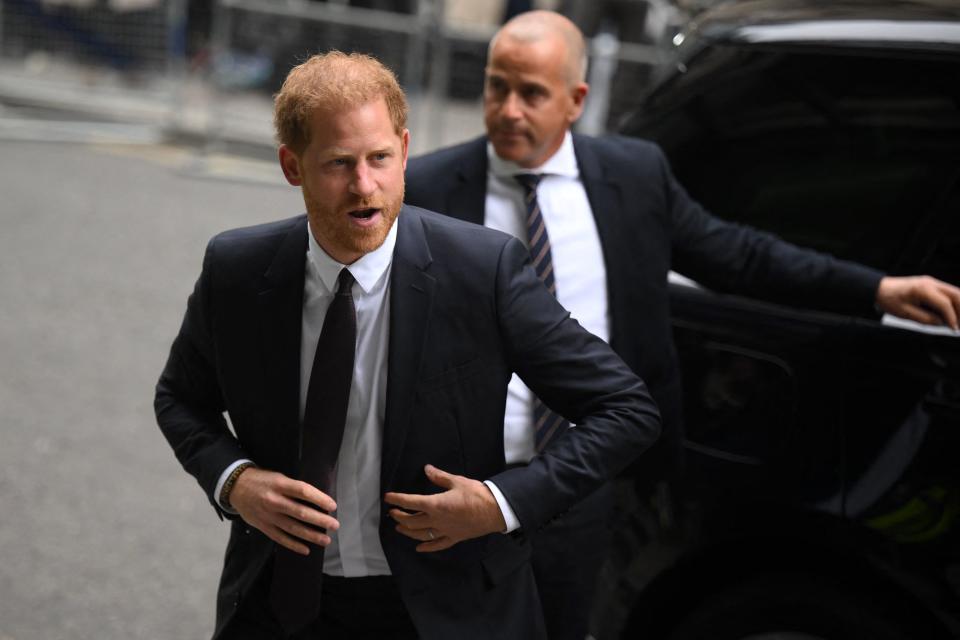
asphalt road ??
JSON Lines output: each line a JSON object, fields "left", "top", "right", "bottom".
{"left": 0, "top": 139, "right": 304, "bottom": 640}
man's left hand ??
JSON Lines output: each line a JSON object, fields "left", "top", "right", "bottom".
{"left": 876, "top": 275, "right": 960, "bottom": 331}
{"left": 384, "top": 464, "right": 508, "bottom": 552}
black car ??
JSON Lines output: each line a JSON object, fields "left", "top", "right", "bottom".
{"left": 594, "top": 2, "right": 960, "bottom": 639}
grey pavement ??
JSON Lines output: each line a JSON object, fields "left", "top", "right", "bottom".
{"left": 0, "top": 139, "right": 304, "bottom": 640}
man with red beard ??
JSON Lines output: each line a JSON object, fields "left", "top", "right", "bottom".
{"left": 155, "top": 51, "right": 660, "bottom": 639}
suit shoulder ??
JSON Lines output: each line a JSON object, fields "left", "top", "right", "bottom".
{"left": 212, "top": 214, "right": 303, "bottom": 245}
{"left": 207, "top": 214, "right": 305, "bottom": 271}
{"left": 580, "top": 134, "right": 666, "bottom": 165}
{"left": 404, "top": 205, "right": 514, "bottom": 254}
{"left": 406, "top": 137, "right": 484, "bottom": 190}
{"left": 408, "top": 138, "right": 483, "bottom": 173}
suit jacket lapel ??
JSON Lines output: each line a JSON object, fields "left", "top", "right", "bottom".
{"left": 257, "top": 219, "right": 308, "bottom": 475}
{"left": 382, "top": 207, "right": 436, "bottom": 492}
{"left": 447, "top": 137, "right": 488, "bottom": 225}
{"left": 573, "top": 135, "right": 631, "bottom": 353}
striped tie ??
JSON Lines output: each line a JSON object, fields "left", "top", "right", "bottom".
{"left": 515, "top": 173, "right": 569, "bottom": 451}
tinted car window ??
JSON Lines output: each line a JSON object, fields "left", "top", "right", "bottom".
{"left": 628, "top": 46, "right": 960, "bottom": 280}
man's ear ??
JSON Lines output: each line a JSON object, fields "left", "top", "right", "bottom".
{"left": 278, "top": 144, "right": 303, "bottom": 186}
{"left": 568, "top": 82, "right": 589, "bottom": 124}
{"left": 400, "top": 129, "right": 410, "bottom": 170}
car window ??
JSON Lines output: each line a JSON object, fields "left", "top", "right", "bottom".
{"left": 630, "top": 46, "right": 960, "bottom": 282}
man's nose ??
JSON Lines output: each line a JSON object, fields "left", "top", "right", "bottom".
{"left": 350, "top": 163, "right": 377, "bottom": 197}
{"left": 501, "top": 91, "right": 523, "bottom": 120}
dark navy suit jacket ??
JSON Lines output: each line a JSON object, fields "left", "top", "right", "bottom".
{"left": 154, "top": 205, "right": 660, "bottom": 639}
{"left": 405, "top": 135, "right": 884, "bottom": 479}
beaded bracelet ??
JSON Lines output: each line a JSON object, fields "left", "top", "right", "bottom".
{"left": 219, "top": 461, "right": 256, "bottom": 510}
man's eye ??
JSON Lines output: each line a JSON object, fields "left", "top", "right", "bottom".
{"left": 486, "top": 78, "right": 506, "bottom": 93}
{"left": 522, "top": 87, "right": 546, "bottom": 101}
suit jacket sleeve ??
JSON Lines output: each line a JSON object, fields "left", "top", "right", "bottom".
{"left": 487, "top": 237, "right": 661, "bottom": 532}
{"left": 648, "top": 142, "right": 884, "bottom": 315}
{"left": 154, "top": 236, "right": 249, "bottom": 514}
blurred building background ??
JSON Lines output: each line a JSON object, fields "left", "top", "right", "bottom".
{"left": 0, "top": 0, "right": 710, "bottom": 158}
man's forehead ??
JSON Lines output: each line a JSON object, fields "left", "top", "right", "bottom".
{"left": 314, "top": 130, "right": 402, "bottom": 152}
{"left": 485, "top": 67, "right": 552, "bottom": 89}
{"left": 486, "top": 54, "right": 565, "bottom": 85}
{"left": 310, "top": 108, "right": 403, "bottom": 155}
{"left": 307, "top": 99, "right": 397, "bottom": 134}
{"left": 489, "top": 37, "right": 567, "bottom": 74}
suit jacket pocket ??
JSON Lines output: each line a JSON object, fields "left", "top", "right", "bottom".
{"left": 417, "top": 356, "right": 486, "bottom": 394}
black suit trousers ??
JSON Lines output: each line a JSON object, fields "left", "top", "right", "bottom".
{"left": 222, "top": 561, "right": 419, "bottom": 640}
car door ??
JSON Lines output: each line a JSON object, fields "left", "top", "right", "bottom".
{"left": 630, "top": 37, "right": 960, "bottom": 577}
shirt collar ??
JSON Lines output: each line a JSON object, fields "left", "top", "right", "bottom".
{"left": 307, "top": 216, "right": 397, "bottom": 295}
{"left": 487, "top": 131, "right": 579, "bottom": 180}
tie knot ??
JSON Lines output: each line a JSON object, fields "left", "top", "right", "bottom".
{"left": 514, "top": 173, "right": 542, "bottom": 195}
{"left": 336, "top": 268, "right": 355, "bottom": 296}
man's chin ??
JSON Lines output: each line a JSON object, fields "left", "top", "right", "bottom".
{"left": 311, "top": 200, "right": 400, "bottom": 261}
{"left": 351, "top": 229, "right": 390, "bottom": 254}
{"left": 344, "top": 209, "right": 398, "bottom": 255}
{"left": 490, "top": 137, "right": 533, "bottom": 165}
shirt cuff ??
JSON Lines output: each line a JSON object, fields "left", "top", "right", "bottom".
{"left": 483, "top": 480, "right": 520, "bottom": 533}
{"left": 215, "top": 459, "right": 254, "bottom": 514}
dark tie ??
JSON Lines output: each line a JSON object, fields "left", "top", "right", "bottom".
{"left": 514, "top": 174, "right": 569, "bottom": 450}
{"left": 270, "top": 267, "right": 357, "bottom": 633}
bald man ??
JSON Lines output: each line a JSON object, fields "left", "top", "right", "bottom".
{"left": 405, "top": 10, "right": 960, "bottom": 640}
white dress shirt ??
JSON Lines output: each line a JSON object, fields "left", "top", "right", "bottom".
{"left": 485, "top": 132, "right": 611, "bottom": 465}
{"left": 297, "top": 220, "right": 396, "bottom": 576}
{"left": 217, "top": 220, "right": 397, "bottom": 576}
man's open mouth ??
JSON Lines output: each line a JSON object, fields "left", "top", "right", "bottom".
{"left": 349, "top": 208, "right": 380, "bottom": 219}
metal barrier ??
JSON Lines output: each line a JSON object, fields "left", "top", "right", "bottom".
{"left": 0, "top": 0, "right": 187, "bottom": 143}
{"left": 0, "top": 0, "right": 674, "bottom": 156}
{"left": 203, "top": 0, "right": 440, "bottom": 153}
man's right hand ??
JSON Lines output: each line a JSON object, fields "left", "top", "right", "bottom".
{"left": 228, "top": 467, "right": 339, "bottom": 556}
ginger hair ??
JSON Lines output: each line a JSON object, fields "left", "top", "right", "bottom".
{"left": 274, "top": 51, "right": 408, "bottom": 153}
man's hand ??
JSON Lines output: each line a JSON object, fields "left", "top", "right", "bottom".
{"left": 384, "top": 464, "right": 507, "bottom": 552}
{"left": 229, "top": 467, "right": 339, "bottom": 556}
{"left": 876, "top": 275, "right": 960, "bottom": 331}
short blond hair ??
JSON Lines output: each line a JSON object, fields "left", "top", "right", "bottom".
{"left": 273, "top": 51, "right": 408, "bottom": 153}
